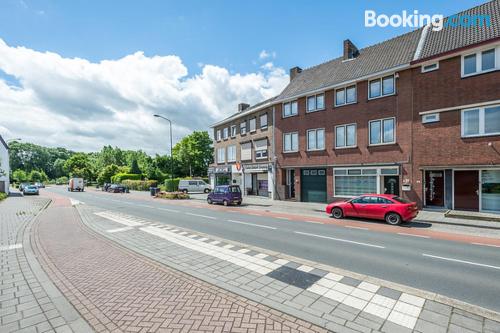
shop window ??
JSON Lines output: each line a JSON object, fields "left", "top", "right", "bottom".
{"left": 482, "top": 170, "right": 500, "bottom": 212}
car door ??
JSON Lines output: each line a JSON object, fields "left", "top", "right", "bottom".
{"left": 348, "top": 197, "right": 368, "bottom": 217}
{"left": 362, "top": 196, "right": 390, "bottom": 219}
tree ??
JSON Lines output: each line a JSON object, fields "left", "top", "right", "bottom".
{"left": 172, "top": 131, "right": 213, "bottom": 177}
{"left": 28, "top": 170, "right": 48, "bottom": 183}
{"left": 0, "top": 158, "right": 5, "bottom": 177}
{"left": 12, "top": 169, "right": 28, "bottom": 183}
{"left": 97, "top": 164, "right": 119, "bottom": 184}
{"left": 64, "top": 153, "right": 94, "bottom": 180}
{"left": 130, "top": 159, "right": 141, "bottom": 174}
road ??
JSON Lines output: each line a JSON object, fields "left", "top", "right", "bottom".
{"left": 45, "top": 186, "right": 500, "bottom": 312}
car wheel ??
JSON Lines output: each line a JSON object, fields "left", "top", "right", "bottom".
{"left": 204, "top": 188, "right": 210, "bottom": 193}
{"left": 182, "top": 189, "right": 188, "bottom": 194}
{"left": 385, "top": 212, "right": 402, "bottom": 225}
{"left": 237, "top": 201, "right": 242, "bottom": 205}
{"left": 207, "top": 198, "right": 213, "bottom": 204}
{"left": 223, "top": 200, "right": 229, "bottom": 206}
{"left": 331, "top": 207, "right": 343, "bottom": 219}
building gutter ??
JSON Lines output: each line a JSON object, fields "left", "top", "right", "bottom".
{"left": 419, "top": 99, "right": 500, "bottom": 115}
{"left": 209, "top": 100, "right": 275, "bottom": 128}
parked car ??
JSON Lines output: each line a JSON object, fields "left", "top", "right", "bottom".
{"left": 107, "top": 184, "right": 129, "bottom": 193}
{"left": 207, "top": 185, "right": 242, "bottom": 206}
{"left": 178, "top": 179, "right": 211, "bottom": 193}
{"left": 68, "top": 178, "right": 84, "bottom": 192}
{"left": 19, "top": 183, "right": 30, "bottom": 191}
{"left": 102, "top": 183, "right": 111, "bottom": 192}
{"left": 34, "top": 182, "right": 45, "bottom": 188}
{"left": 326, "top": 194, "right": 418, "bottom": 225}
{"left": 23, "top": 185, "right": 39, "bottom": 196}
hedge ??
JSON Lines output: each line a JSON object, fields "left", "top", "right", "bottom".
{"left": 156, "top": 191, "right": 189, "bottom": 200}
{"left": 111, "top": 173, "right": 142, "bottom": 183}
{"left": 164, "top": 177, "right": 210, "bottom": 192}
{"left": 121, "top": 179, "right": 157, "bottom": 191}
{"left": 0, "top": 193, "right": 7, "bottom": 201}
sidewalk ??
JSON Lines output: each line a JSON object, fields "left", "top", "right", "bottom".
{"left": 0, "top": 195, "right": 90, "bottom": 333}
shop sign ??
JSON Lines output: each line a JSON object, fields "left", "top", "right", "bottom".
{"left": 243, "top": 163, "right": 269, "bottom": 172}
{"left": 210, "top": 166, "right": 230, "bottom": 173}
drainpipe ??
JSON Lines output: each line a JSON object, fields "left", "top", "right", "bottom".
{"left": 272, "top": 106, "right": 277, "bottom": 200}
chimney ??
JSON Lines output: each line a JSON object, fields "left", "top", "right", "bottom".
{"left": 289, "top": 66, "right": 302, "bottom": 81}
{"left": 238, "top": 103, "right": 250, "bottom": 112}
{"left": 343, "top": 39, "right": 359, "bottom": 60}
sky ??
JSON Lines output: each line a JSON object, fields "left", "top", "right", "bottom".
{"left": 0, "top": 0, "right": 486, "bottom": 154}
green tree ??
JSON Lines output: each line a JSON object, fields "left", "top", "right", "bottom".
{"left": 172, "top": 131, "right": 213, "bottom": 177}
{"left": 130, "top": 159, "right": 141, "bottom": 174}
{"left": 64, "top": 153, "right": 94, "bottom": 180}
{"left": 12, "top": 169, "right": 28, "bottom": 183}
{"left": 28, "top": 170, "right": 48, "bottom": 183}
{"left": 97, "top": 164, "right": 119, "bottom": 184}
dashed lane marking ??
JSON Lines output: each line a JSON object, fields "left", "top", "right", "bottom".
{"left": 294, "top": 231, "right": 386, "bottom": 249}
{"left": 345, "top": 225, "right": 369, "bottom": 230}
{"left": 0, "top": 244, "right": 23, "bottom": 251}
{"left": 226, "top": 220, "right": 277, "bottom": 230}
{"left": 471, "top": 242, "right": 500, "bottom": 248}
{"left": 275, "top": 217, "right": 291, "bottom": 220}
{"left": 185, "top": 213, "right": 216, "bottom": 220}
{"left": 305, "top": 220, "right": 324, "bottom": 224}
{"left": 157, "top": 208, "right": 180, "bottom": 213}
{"left": 422, "top": 253, "right": 500, "bottom": 270}
{"left": 106, "top": 227, "right": 134, "bottom": 233}
{"left": 397, "top": 233, "right": 430, "bottom": 239}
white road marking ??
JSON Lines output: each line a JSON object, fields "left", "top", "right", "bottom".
{"left": 305, "top": 220, "right": 324, "bottom": 224}
{"left": 275, "top": 216, "right": 291, "bottom": 220}
{"left": 422, "top": 253, "right": 500, "bottom": 270}
{"left": 94, "top": 212, "right": 143, "bottom": 226}
{"left": 471, "top": 242, "right": 500, "bottom": 248}
{"left": 185, "top": 213, "right": 216, "bottom": 220}
{"left": 294, "top": 231, "right": 385, "bottom": 249}
{"left": 157, "top": 208, "right": 180, "bottom": 213}
{"left": 345, "top": 225, "right": 369, "bottom": 230}
{"left": 138, "top": 204, "right": 155, "bottom": 208}
{"left": 0, "top": 244, "right": 22, "bottom": 251}
{"left": 227, "top": 220, "right": 277, "bottom": 230}
{"left": 247, "top": 213, "right": 262, "bottom": 216}
{"left": 69, "top": 198, "right": 84, "bottom": 206}
{"left": 397, "top": 233, "right": 430, "bottom": 239}
{"left": 106, "top": 227, "right": 134, "bottom": 233}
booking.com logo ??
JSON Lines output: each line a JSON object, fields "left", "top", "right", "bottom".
{"left": 365, "top": 10, "right": 491, "bottom": 31}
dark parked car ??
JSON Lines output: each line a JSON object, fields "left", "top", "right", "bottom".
{"left": 107, "top": 184, "right": 129, "bottom": 193}
{"left": 207, "top": 185, "right": 242, "bottom": 206}
{"left": 102, "top": 183, "right": 111, "bottom": 192}
{"left": 19, "top": 182, "right": 30, "bottom": 191}
{"left": 34, "top": 182, "right": 45, "bottom": 188}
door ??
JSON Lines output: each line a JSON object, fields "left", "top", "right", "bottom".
{"left": 359, "top": 196, "right": 390, "bottom": 219}
{"left": 286, "top": 169, "right": 296, "bottom": 199}
{"left": 425, "top": 170, "right": 445, "bottom": 207}
{"left": 301, "top": 169, "right": 327, "bottom": 203}
{"left": 349, "top": 196, "right": 368, "bottom": 217}
{"left": 383, "top": 176, "right": 400, "bottom": 196}
{"left": 454, "top": 170, "right": 479, "bottom": 211}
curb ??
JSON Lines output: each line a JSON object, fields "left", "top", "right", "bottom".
{"left": 414, "top": 218, "right": 500, "bottom": 230}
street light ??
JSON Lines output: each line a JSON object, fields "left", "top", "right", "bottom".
{"left": 153, "top": 114, "right": 174, "bottom": 191}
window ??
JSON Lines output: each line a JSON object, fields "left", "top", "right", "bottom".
{"left": 306, "top": 94, "right": 325, "bottom": 112}
{"left": 462, "top": 47, "right": 498, "bottom": 77}
{"left": 216, "top": 130, "right": 221, "bottom": 141}
{"left": 335, "top": 124, "right": 356, "bottom": 148}
{"left": 240, "top": 142, "right": 252, "bottom": 160}
{"left": 422, "top": 113, "right": 440, "bottom": 124}
{"left": 421, "top": 62, "right": 439, "bottom": 73}
{"left": 240, "top": 121, "right": 247, "bottom": 135}
{"left": 254, "top": 139, "right": 268, "bottom": 159}
{"left": 249, "top": 118, "right": 256, "bottom": 132}
{"left": 217, "top": 147, "right": 225, "bottom": 163}
{"left": 230, "top": 125, "right": 236, "bottom": 137}
{"left": 335, "top": 85, "right": 356, "bottom": 106}
{"left": 227, "top": 145, "right": 236, "bottom": 162}
{"left": 333, "top": 167, "right": 399, "bottom": 197}
{"left": 283, "top": 101, "right": 298, "bottom": 117}
{"left": 283, "top": 132, "right": 298, "bottom": 152}
{"left": 369, "top": 117, "right": 395, "bottom": 145}
{"left": 256, "top": 150, "right": 268, "bottom": 159}
{"left": 260, "top": 113, "right": 268, "bottom": 129}
{"left": 306, "top": 128, "right": 325, "bottom": 151}
{"left": 223, "top": 127, "right": 229, "bottom": 140}
{"left": 369, "top": 75, "right": 395, "bottom": 99}
{"left": 462, "top": 105, "right": 500, "bottom": 137}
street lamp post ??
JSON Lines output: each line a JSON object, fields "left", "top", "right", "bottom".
{"left": 153, "top": 115, "right": 174, "bottom": 191}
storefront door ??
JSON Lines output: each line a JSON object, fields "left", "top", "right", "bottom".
{"left": 425, "top": 170, "right": 445, "bottom": 207}
{"left": 454, "top": 170, "right": 479, "bottom": 211}
{"left": 286, "top": 169, "right": 295, "bottom": 199}
{"left": 481, "top": 170, "right": 500, "bottom": 213}
{"left": 383, "top": 176, "right": 399, "bottom": 196}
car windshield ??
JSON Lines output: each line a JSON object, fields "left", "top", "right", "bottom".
{"left": 27, "top": 186, "right": 37, "bottom": 189}
{"left": 228, "top": 186, "right": 241, "bottom": 193}
{"left": 392, "top": 196, "right": 412, "bottom": 204}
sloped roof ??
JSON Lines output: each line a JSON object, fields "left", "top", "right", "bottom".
{"left": 0, "top": 135, "right": 8, "bottom": 150}
{"left": 277, "top": 29, "right": 423, "bottom": 101}
{"left": 210, "top": 96, "right": 277, "bottom": 128}
{"left": 418, "top": 0, "right": 500, "bottom": 60}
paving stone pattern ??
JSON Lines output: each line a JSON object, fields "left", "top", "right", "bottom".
{"left": 0, "top": 197, "right": 88, "bottom": 333}
{"left": 34, "top": 200, "right": 328, "bottom": 332}
{"left": 78, "top": 207, "right": 500, "bottom": 333}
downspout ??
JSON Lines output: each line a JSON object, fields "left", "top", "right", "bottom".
{"left": 272, "top": 106, "right": 277, "bottom": 200}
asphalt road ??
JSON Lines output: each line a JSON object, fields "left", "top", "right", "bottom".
{"left": 45, "top": 186, "right": 500, "bottom": 312}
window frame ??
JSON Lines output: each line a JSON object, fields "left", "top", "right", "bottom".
{"left": 227, "top": 145, "right": 236, "bottom": 162}
{"left": 335, "top": 123, "right": 357, "bottom": 149}
{"left": 223, "top": 127, "right": 229, "bottom": 140}
{"left": 282, "top": 100, "right": 298, "bottom": 118}
{"left": 335, "top": 85, "right": 357, "bottom": 106}
{"left": 283, "top": 132, "right": 299, "bottom": 153}
{"left": 368, "top": 74, "right": 396, "bottom": 100}
{"left": 260, "top": 113, "right": 268, "bottom": 129}
{"left": 255, "top": 149, "right": 268, "bottom": 160}
{"left": 216, "top": 129, "right": 221, "bottom": 141}
{"left": 306, "top": 93, "right": 325, "bottom": 113}
{"left": 230, "top": 125, "right": 236, "bottom": 138}
{"left": 240, "top": 121, "right": 247, "bottom": 135}
{"left": 368, "top": 117, "right": 396, "bottom": 146}
{"left": 216, "top": 147, "right": 226, "bottom": 164}
{"left": 461, "top": 46, "right": 499, "bottom": 77}
{"left": 421, "top": 62, "right": 439, "bottom": 73}
{"left": 422, "top": 113, "right": 440, "bottom": 124}
{"left": 306, "top": 128, "right": 326, "bottom": 151}
{"left": 461, "top": 105, "right": 500, "bottom": 138}
{"left": 249, "top": 118, "right": 257, "bottom": 133}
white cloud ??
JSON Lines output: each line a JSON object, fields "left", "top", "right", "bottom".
{"left": 0, "top": 39, "right": 289, "bottom": 153}
{"left": 258, "top": 50, "right": 276, "bottom": 60}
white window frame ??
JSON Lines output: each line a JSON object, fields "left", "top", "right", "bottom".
{"left": 369, "top": 117, "right": 396, "bottom": 146}
{"left": 421, "top": 62, "right": 439, "bottom": 73}
{"left": 461, "top": 45, "right": 499, "bottom": 78}
{"left": 249, "top": 118, "right": 256, "bottom": 133}
{"left": 255, "top": 149, "right": 268, "bottom": 160}
{"left": 368, "top": 74, "right": 396, "bottom": 100}
{"left": 333, "top": 166, "right": 399, "bottom": 198}
{"left": 335, "top": 85, "right": 357, "bottom": 106}
{"left": 217, "top": 147, "right": 225, "bottom": 163}
{"left": 306, "top": 93, "right": 325, "bottom": 113}
{"left": 216, "top": 129, "right": 221, "bottom": 141}
{"left": 260, "top": 113, "right": 268, "bottom": 129}
{"left": 422, "top": 113, "right": 440, "bottom": 124}
{"left": 223, "top": 127, "right": 229, "bottom": 140}
{"left": 282, "top": 101, "right": 298, "bottom": 118}
{"left": 230, "top": 125, "right": 236, "bottom": 137}
{"left": 227, "top": 145, "right": 236, "bottom": 162}
{"left": 283, "top": 132, "right": 299, "bottom": 153}
{"left": 306, "top": 128, "right": 325, "bottom": 151}
{"left": 461, "top": 104, "right": 500, "bottom": 138}
{"left": 240, "top": 121, "right": 247, "bottom": 135}
{"left": 335, "top": 123, "right": 357, "bottom": 149}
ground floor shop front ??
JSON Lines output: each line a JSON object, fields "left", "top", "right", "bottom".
{"left": 422, "top": 167, "right": 500, "bottom": 213}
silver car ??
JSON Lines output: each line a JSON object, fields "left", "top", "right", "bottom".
{"left": 178, "top": 180, "right": 211, "bottom": 193}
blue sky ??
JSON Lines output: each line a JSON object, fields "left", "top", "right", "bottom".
{"left": 0, "top": 0, "right": 485, "bottom": 75}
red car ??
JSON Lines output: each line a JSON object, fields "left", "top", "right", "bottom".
{"left": 325, "top": 194, "right": 418, "bottom": 225}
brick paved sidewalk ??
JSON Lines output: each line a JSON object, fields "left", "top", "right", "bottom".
{"left": 33, "top": 194, "right": 328, "bottom": 332}
{"left": 0, "top": 196, "right": 90, "bottom": 333}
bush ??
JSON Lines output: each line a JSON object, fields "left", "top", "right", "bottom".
{"left": 111, "top": 173, "right": 142, "bottom": 183}
{"left": 164, "top": 177, "right": 210, "bottom": 192}
{"left": 0, "top": 193, "right": 7, "bottom": 201}
{"left": 56, "top": 176, "right": 69, "bottom": 185}
{"left": 121, "top": 179, "right": 157, "bottom": 191}
{"left": 156, "top": 191, "right": 189, "bottom": 200}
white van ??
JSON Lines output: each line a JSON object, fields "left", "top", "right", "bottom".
{"left": 178, "top": 180, "right": 211, "bottom": 193}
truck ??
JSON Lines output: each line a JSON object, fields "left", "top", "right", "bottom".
{"left": 68, "top": 178, "right": 84, "bottom": 192}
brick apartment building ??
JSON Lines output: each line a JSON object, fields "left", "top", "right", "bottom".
{"left": 209, "top": 99, "right": 276, "bottom": 198}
